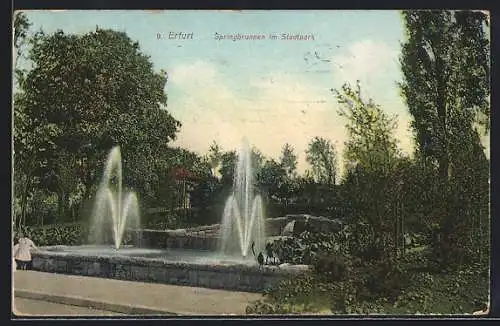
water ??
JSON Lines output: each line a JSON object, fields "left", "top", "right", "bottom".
{"left": 218, "top": 138, "right": 266, "bottom": 258}
{"left": 43, "top": 245, "right": 255, "bottom": 266}
{"left": 88, "top": 146, "right": 140, "bottom": 249}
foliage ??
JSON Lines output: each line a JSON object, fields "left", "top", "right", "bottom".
{"left": 400, "top": 10, "right": 490, "bottom": 174}
{"left": 16, "top": 223, "right": 89, "bottom": 247}
{"left": 400, "top": 10, "right": 490, "bottom": 270}
{"left": 248, "top": 239, "right": 487, "bottom": 315}
{"left": 280, "top": 143, "right": 298, "bottom": 178}
{"left": 334, "top": 81, "right": 401, "bottom": 174}
{"left": 305, "top": 137, "right": 338, "bottom": 185}
{"left": 207, "top": 140, "right": 223, "bottom": 178}
{"left": 14, "top": 26, "right": 185, "bottom": 227}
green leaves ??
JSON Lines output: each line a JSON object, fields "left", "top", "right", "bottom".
{"left": 280, "top": 143, "right": 298, "bottom": 179}
{"left": 14, "top": 26, "right": 184, "bottom": 225}
{"left": 400, "top": 10, "right": 490, "bottom": 170}
{"left": 305, "top": 137, "right": 338, "bottom": 185}
{"left": 334, "top": 81, "right": 400, "bottom": 175}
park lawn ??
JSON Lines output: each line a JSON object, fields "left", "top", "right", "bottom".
{"left": 384, "top": 270, "right": 489, "bottom": 315}
{"left": 255, "top": 266, "right": 489, "bottom": 315}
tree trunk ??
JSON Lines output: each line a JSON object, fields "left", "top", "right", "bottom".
{"left": 57, "top": 190, "right": 66, "bottom": 224}
{"left": 19, "top": 174, "right": 32, "bottom": 231}
{"left": 401, "top": 202, "right": 405, "bottom": 256}
{"left": 394, "top": 204, "right": 399, "bottom": 257}
{"left": 436, "top": 57, "right": 449, "bottom": 183}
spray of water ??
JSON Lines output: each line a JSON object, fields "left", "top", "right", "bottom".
{"left": 88, "top": 146, "right": 140, "bottom": 249}
{"left": 218, "top": 138, "right": 266, "bottom": 258}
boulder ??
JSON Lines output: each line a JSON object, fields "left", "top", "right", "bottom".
{"left": 281, "top": 219, "right": 307, "bottom": 236}
{"left": 265, "top": 217, "right": 288, "bottom": 236}
{"left": 281, "top": 221, "right": 295, "bottom": 236}
{"left": 305, "top": 216, "right": 342, "bottom": 234}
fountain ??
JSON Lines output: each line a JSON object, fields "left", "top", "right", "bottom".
{"left": 88, "top": 146, "right": 140, "bottom": 250}
{"left": 29, "top": 143, "right": 307, "bottom": 293}
{"left": 218, "top": 138, "right": 266, "bottom": 258}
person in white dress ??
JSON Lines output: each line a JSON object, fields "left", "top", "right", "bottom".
{"left": 13, "top": 233, "right": 37, "bottom": 270}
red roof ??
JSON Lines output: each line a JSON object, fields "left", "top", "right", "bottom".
{"left": 172, "top": 166, "right": 198, "bottom": 181}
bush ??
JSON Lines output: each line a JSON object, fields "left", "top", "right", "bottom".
{"left": 247, "top": 274, "right": 334, "bottom": 315}
{"left": 365, "top": 259, "right": 408, "bottom": 302}
{"left": 17, "top": 223, "right": 89, "bottom": 247}
{"left": 313, "top": 255, "right": 348, "bottom": 282}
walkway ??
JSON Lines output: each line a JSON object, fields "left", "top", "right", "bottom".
{"left": 14, "top": 298, "right": 125, "bottom": 316}
{"left": 13, "top": 271, "right": 262, "bottom": 316}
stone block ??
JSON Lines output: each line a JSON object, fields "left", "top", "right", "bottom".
{"left": 148, "top": 266, "right": 166, "bottom": 282}
{"left": 70, "top": 259, "right": 86, "bottom": 275}
{"left": 45, "top": 258, "right": 56, "bottom": 272}
{"left": 177, "top": 236, "right": 186, "bottom": 248}
{"left": 55, "top": 259, "right": 68, "bottom": 272}
{"left": 113, "top": 264, "right": 130, "bottom": 280}
{"left": 86, "top": 262, "right": 101, "bottom": 276}
{"left": 188, "top": 270, "right": 198, "bottom": 285}
{"left": 130, "top": 266, "right": 148, "bottom": 281}
{"left": 197, "top": 271, "right": 212, "bottom": 287}
{"left": 31, "top": 257, "right": 44, "bottom": 270}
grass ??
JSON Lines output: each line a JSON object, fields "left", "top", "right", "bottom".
{"left": 247, "top": 247, "right": 489, "bottom": 315}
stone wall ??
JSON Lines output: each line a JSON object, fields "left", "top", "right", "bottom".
{"left": 131, "top": 229, "right": 219, "bottom": 251}
{"left": 31, "top": 250, "right": 309, "bottom": 293}
{"left": 130, "top": 215, "right": 342, "bottom": 250}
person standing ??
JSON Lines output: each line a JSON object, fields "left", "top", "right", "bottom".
{"left": 14, "top": 233, "right": 37, "bottom": 270}
{"left": 12, "top": 242, "right": 17, "bottom": 271}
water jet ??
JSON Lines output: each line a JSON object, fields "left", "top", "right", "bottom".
{"left": 88, "top": 146, "right": 140, "bottom": 250}
{"left": 218, "top": 138, "right": 266, "bottom": 259}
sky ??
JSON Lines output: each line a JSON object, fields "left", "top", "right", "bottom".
{"left": 19, "top": 10, "right": 490, "bottom": 174}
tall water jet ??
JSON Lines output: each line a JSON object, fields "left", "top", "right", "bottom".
{"left": 219, "top": 138, "right": 266, "bottom": 258}
{"left": 89, "top": 146, "right": 140, "bottom": 249}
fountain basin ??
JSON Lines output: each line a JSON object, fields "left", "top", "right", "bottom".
{"left": 31, "top": 246, "right": 310, "bottom": 293}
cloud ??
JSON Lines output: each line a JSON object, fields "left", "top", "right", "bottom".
{"left": 330, "top": 39, "right": 399, "bottom": 91}
{"left": 168, "top": 62, "right": 347, "bottom": 172}
{"left": 166, "top": 43, "right": 416, "bottom": 176}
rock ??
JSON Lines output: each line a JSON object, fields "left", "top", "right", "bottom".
{"left": 282, "top": 221, "right": 295, "bottom": 236}
{"left": 173, "top": 229, "right": 187, "bottom": 236}
{"left": 305, "top": 217, "right": 342, "bottom": 234}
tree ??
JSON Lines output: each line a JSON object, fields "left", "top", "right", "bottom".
{"left": 334, "top": 82, "right": 403, "bottom": 258}
{"left": 15, "top": 28, "right": 181, "bottom": 223}
{"left": 334, "top": 81, "right": 401, "bottom": 175}
{"left": 400, "top": 10, "right": 490, "bottom": 181}
{"left": 207, "top": 140, "right": 223, "bottom": 178}
{"left": 13, "top": 11, "right": 32, "bottom": 70}
{"left": 256, "top": 158, "right": 287, "bottom": 207}
{"left": 251, "top": 147, "right": 265, "bottom": 177}
{"left": 400, "top": 10, "right": 490, "bottom": 267}
{"left": 219, "top": 151, "right": 237, "bottom": 187}
{"left": 280, "top": 143, "right": 298, "bottom": 179}
{"left": 305, "top": 137, "right": 338, "bottom": 185}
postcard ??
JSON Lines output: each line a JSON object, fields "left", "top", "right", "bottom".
{"left": 12, "top": 9, "right": 491, "bottom": 317}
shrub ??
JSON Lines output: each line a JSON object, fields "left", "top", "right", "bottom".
{"left": 313, "top": 255, "right": 348, "bottom": 282}
{"left": 17, "top": 223, "right": 89, "bottom": 247}
{"left": 365, "top": 258, "right": 408, "bottom": 303}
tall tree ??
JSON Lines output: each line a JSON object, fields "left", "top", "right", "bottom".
{"left": 334, "top": 81, "right": 400, "bottom": 175}
{"left": 280, "top": 143, "right": 298, "bottom": 179}
{"left": 400, "top": 10, "right": 490, "bottom": 266}
{"left": 399, "top": 10, "right": 490, "bottom": 181}
{"left": 305, "top": 137, "right": 338, "bottom": 185}
{"left": 207, "top": 140, "right": 223, "bottom": 178}
{"left": 13, "top": 11, "right": 31, "bottom": 70}
{"left": 219, "top": 151, "right": 237, "bottom": 187}
{"left": 15, "top": 28, "right": 181, "bottom": 223}
{"left": 334, "top": 82, "right": 403, "bottom": 256}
